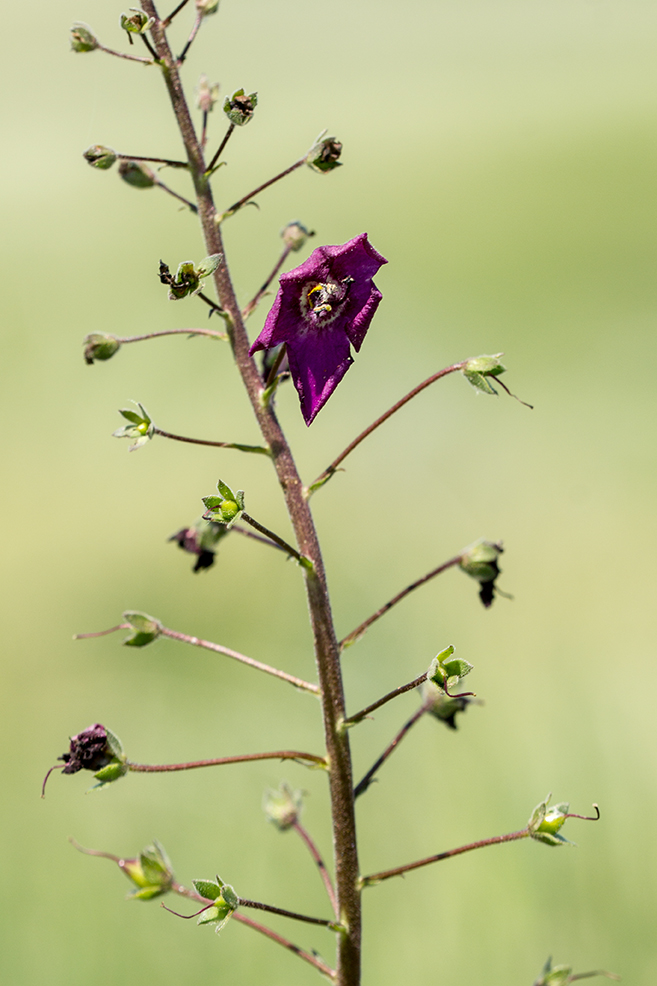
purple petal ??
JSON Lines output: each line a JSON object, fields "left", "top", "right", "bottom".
{"left": 286, "top": 328, "right": 353, "bottom": 425}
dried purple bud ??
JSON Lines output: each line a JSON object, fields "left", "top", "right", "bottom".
{"left": 59, "top": 723, "right": 113, "bottom": 774}
{"left": 169, "top": 518, "right": 228, "bottom": 572}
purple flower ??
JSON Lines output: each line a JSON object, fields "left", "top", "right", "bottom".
{"left": 249, "top": 233, "right": 387, "bottom": 425}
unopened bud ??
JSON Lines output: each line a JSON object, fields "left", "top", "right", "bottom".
{"left": 459, "top": 538, "right": 504, "bottom": 608}
{"left": 118, "top": 159, "right": 156, "bottom": 188}
{"left": 192, "top": 877, "right": 237, "bottom": 933}
{"left": 462, "top": 352, "right": 506, "bottom": 396}
{"left": 196, "top": 0, "right": 220, "bottom": 15}
{"left": 113, "top": 402, "right": 154, "bottom": 450}
{"left": 528, "top": 794, "right": 573, "bottom": 847}
{"left": 281, "top": 221, "right": 314, "bottom": 252}
{"left": 83, "top": 145, "right": 117, "bottom": 170}
{"left": 70, "top": 23, "right": 98, "bottom": 52}
{"left": 120, "top": 8, "right": 155, "bottom": 37}
{"left": 196, "top": 75, "right": 220, "bottom": 113}
{"left": 306, "top": 131, "right": 343, "bottom": 173}
{"left": 83, "top": 333, "right": 120, "bottom": 364}
{"left": 122, "top": 840, "right": 174, "bottom": 899}
{"left": 223, "top": 89, "right": 258, "bottom": 127}
{"left": 201, "top": 480, "right": 245, "bottom": 529}
{"left": 121, "top": 610, "right": 162, "bottom": 646}
{"left": 264, "top": 782, "right": 303, "bottom": 831}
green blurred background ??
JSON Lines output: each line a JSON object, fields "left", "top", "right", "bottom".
{"left": 2, "top": 0, "right": 656, "bottom": 983}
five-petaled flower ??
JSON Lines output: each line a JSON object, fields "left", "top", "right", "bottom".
{"left": 249, "top": 233, "right": 387, "bottom": 425}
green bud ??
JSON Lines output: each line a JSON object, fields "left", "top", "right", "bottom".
{"left": 196, "top": 75, "right": 220, "bottom": 113}
{"left": 306, "top": 130, "right": 343, "bottom": 173}
{"left": 281, "top": 221, "right": 314, "bottom": 252}
{"left": 127, "top": 840, "right": 174, "bottom": 899}
{"left": 528, "top": 794, "right": 573, "bottom": 847}
{"left": 223, "top": 89, "right": 258, "bottom": 127}
{"left": 118, "top": 159, "right": 156, "bottom": 189}
{"left": 159, "top": 256, "right": 221, "bottom": 301}
{"left": 459, "top": 539, "right": 504, "bottom": 608}
{"left": 264, "top": 782, "right": 303, "bottom": 831}
{"left": 201, "top": 480, "right": 245, "bottom": 529}
{"left": 428, "top": 644, "right": 474, "bottom": 690}
{"left": 121, "top": 610, "right": 162, "bottom": 647}
{"left": 83, "top": 145, "right": 118, "bottom": 170}
{"left": 83, "top": 333, "right": 120, "bottom": 364}
{"left": 70, "top": 23, "right": 98, "bottom": 52}
{"left": 120, "top": 8, "right": 155, "bottom": 37}
{"left": 196, "top": 0, "right": 220, "bottom": 15}
{"left": 192, "top": 876, "right": 237, "bottom": 932}
{"left": 462, "top": 353, "right": 506, "bottom": 395}
{"left": 533, "top": 959, "right": 573, "bottom": 986}
{"left": 113, "top": 402, "right": 154, "bottom": 451}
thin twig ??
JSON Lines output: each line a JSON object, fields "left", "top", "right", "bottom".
{"left": 197, "top": 290, "right": 227, "bottom": 316}
{"left": 154, "top": 177, "right": 198, "bottom": 213}
{"left": 307, "top": 361, "right": 468, "bottom": 494}
{"left": 163, "top": 0, "right": 190, "bottom": 26}
{"left": 340, "top": 555, "right": 462, "bottom": 650}
{"left": 127, "top": 750, "right": 327, "bottom": 772}
{"left": 238, "top": 897, "right": 339, "bottom": 930}
{"left": 221, "top": 156, "right": 306, "bottom": 218}
{"left": 206, "top": 123, "right": 235, "bottom": 173}
{"left": 353, "top": 699, "right": 432, "bottom": 800}
{"left": 232, "top": 523, "right": 289, "bottom": 553}
{"left": 97, "top": 43, "right": 154, "bottom": 64}
{"left": 360, "top": 828, "right": 531, "bottom": 886}
{"left": 344, "top": 671, "right": 429, "bottom": 726}
{"left": 177, "top": 12, "right": 202, "bottom": 64}
{"left": 568, "top": 973, "right": 620, "bottom": 983}
{"left": 118, "top": 153, "right": 188, "bottom": 169}
{"left": 153, "top": 426, "right": 270, "bottom": 455}
{"left": 201, "top": 110, "right": 209, "bottom": 149}
{"left": 241, "top": 512, "right": 304, "bottom": 563}
{"left": 171, "top": 882, "right": 336, "bottom": 980}
{"left": 140, "top": 33, "right": 159, "bottom": 60}
{"left": 115, "top": 327, "right": 227, "bottom": 343}
{"left": 293, "top": 820, "right": 339, "bottom": 918}
{"left": 243, "top": 246, "right": 291, "bottom": 317}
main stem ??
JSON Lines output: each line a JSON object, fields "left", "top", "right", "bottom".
{"left": 143, "top": 9, "right": 360, "bottom": 984}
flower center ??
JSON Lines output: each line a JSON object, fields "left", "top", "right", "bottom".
{"left": 301, "top": 277, "right": 354, "bottom": 325}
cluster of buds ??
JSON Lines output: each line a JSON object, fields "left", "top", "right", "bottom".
{"left": 169, "top": 517, "right": 230, "bottom": 572}
{"left": 263, "top": 782, "right": 303, "bottom": 831}
{"left": 202, "top": 479, "right": 245, "bottom": 528}
{"left": 158, "top": 255, "right": 222, "bottom": 300}
{"left": 459, "top": 538, "right": 504, "bottom": 607}
{"left": 305, "top": 130, "right": 343, "bottom": 173}
{"left": 223, "top": 89, "right": 258, "bottom": 127}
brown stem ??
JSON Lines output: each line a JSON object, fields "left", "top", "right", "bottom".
{"left": 206, "top": 123, "right": 235, "bottom": 173}
{"left": 231, "top": 523, "right": 288, "bottom": 553}
{"left": 154, "top": 176, "right": 198, "bottom": 212}
{"left": 177, "top": 11, "right": 202, "bottom": 63}
{"left": 162, "top": 0, "right": 190, "bottom": 25}
{"left": 568, "top": 973, "right": 620, "bottom": 983}
{"left": 344, "top": 671, "right": 429, "bottom": 726}
{"left": 141, "top": 12, "right": 361, "bottom": 982}
{"left": 242, "top": 246, "right": 292, "bottom": 318}
{"left": 197, "top": 290, "right": 226, "bottom": 315}
{"left": 353, "top": 700, "right": 432, "bottom": 800}
{"left": 97, "top": 43, "right": 154, "bottom": 64}
{"left": 238, "top": 897, "right": 339, "bottom": 930}
{"left": 293, "top": 820, "right": 339, "bottom": 918}
{"left": 140, "top": 33, "right": 160, "bottom": 60}
{"left": 159, "top": 626, "right": 320, "bottom": 694}
{"left": 172, "top": 882, "right": 336, "bottom": 980}
{"left": 222, "top": 157, "right": 306, "bottom": 218}
{"left": 240, "top": 511, "right": 303, "bottom": 562}
{"left": 307, "top": 361, "right": 468, "bottom": 494}
{"left": 118, "top": 153, "right": 188, "bottom": 169}
{"left": 360, "top": 829, "right": 531, "bottom": 886}
{"left": 127, "top": 750, "right": 327, "bottom": 772}
{"left": 340, "top": 555, "right": 462, "bottom": 649}
{"left": 116, "top": 327, "right": 227, "bottom": 343}
{"left": 153, "top": 426, "right": 270, "bottom": 454}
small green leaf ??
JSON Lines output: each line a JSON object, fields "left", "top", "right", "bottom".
{"left": 463, "top": 369, "right": 499, "bottom": 395}
{"left": 197, "top": 904, "right": 221, "bottom": 925}
{"left": 528, "top": 794, "right": 550, "bottom": 833}
{"left": 193, "top": 879, "right": 224, "bottom": 900}
{"left": 201, "top": 495, "right": 223, "bottom": 510}
{"left": 93, "top": 760, "right": 128, "bottom": 783}
{"left": 119, "top": 408, "right": 144, "bottom": 424}
{"left": 196, "top": 254, "right": 222, "bottom": 277}
{"left": 216, "top": 479, "right": 235, "bottom": 501}
{"left": 124, "top": 611, "right": 160, "bottom": 633}
{"left": 221, "top": 884, "right": 238, "bottom": 909}
{"left": 129, "top": 885, "right": 165, "bottom": 900}
{"left": 442, "top": 657, "right": 474, "bottom": 680}
{"left": 104, "top": 726, "right": 124, "bottom": 759}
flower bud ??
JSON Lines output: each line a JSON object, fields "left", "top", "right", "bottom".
{"left": 533, "top": 959, "right": 573, "bottom": 986}
{"left": 169, "top": 517, "right": 229, "bottom": 572}
{"left": 70, "top": 23, "right": 98, "bottom": 52}
{"left": 192, "top": 877, "right": 237, "bottom": 933}
{"left": 263, "top": 782, "right": 303, "bottom": 831}
{"left": 281, "top": 221, "right": 314, "bottom": 252}
{"left": 223, "top": 89, "right": 258, "bottom": 126}
{"left": 83, "top": 145, "right": 118, "bottom": 170}
{"left": 196, "top": 0, "right": 220, "bottom": 15}
{"left": 83, "top": 332, "right": 120, "bottom": 364}
{"left": 527, "top": 794, "right": 572, "bottom": 846}
{"left": 459, "top": 538, "right": 504, "bottom": 608}
{"left": 118, "top": 159, "right": 156, "bottom": 189}
{"left": 113, "top": 402, "right": 154, "bottom": 450}
{"left": 54, "top": 724, "right": 127, "bottom": 789}
{"left": 196, "top": 75, "right": 220, "bottom": 114}
{"left": 121, "top": 610, "right": 162, "bottom": 647}
{"left": 123, "top": 840, "right": 174, "bottom": 899}
{"left": 428, "top": 644, "right": 473, "bottom": 690}
{"left": 462, "top": 353, "right": 506, "bottom": 395}
{"left": 120, "top": 8, "right": 155, "bottom": 37}
{"left": 201, "top": 479, "right": 245, "bottom": 530}
{"left": 306, "top": 131, "right": 343, "bottom": 173}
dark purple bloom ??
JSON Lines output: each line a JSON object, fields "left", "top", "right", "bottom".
{"left": 249, "top": 233, "right": 387, "bottom": 425}
{"left": 58, "top": 723, "right": 112, "bottom": 774}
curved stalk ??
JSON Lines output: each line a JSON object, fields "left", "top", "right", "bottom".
{"left": 142, "top": 9, "right": 361, "bottom": 982}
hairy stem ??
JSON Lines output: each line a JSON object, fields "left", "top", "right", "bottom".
{"left": 177, "top": 11, "right": 202, "bottom": 63}
{"left": 143, "top": 10, "right": 361, "bottom": 982}
{"left": 360, "top": 829, "right": 531, "bottom": 886}
{"left": 293, "top": 820, "right": 339, "bottom": 918}
{"left": 344, "top": 671, "right": 429, "bottom": 726}
{"left": 154, "top": 176, "right": 198, "bottom": 212}
{"left": 163, "top": 0, "right": 190, "bottom": 26}
{"left": 97, "top": 43, "right": 154, "bottom": 64}
{"left": 118, "top": 153, "right": 188, "bottom": 168}
{"left": 353, "top": 699, "right": 432, "bottom": 800}
{"left": 238, "top": 897, "right": 339, "bottom": 930}
{"left": 240, "top": 511, "right": 303, "bottom": 561}
{"left": 340, "top": 555, "right": 462, "bottom": 649}
{"left": 308, "top": 361, "right": 468, "bottom": 494}
{"left": 116, "top": 327, "right": 227, "bottom": 343}
{"left": 153, "top": 426, "right": 270, "bottom": 454}
{"left": 242, "top": 245, "right": 292, "bottom": 317}
{"left": 127, "top": 750, "right": 327, "bottom": 772}
{"left": 206, "top": 123, "right": 235, "bottom": 173}
{"left": 222, "top": 156, "right": 306, "bottom": 217}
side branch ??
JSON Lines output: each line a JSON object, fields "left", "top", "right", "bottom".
{"left": 307, "top": 361, "right": 468, "bottom": 494}
{"left": 293, "top": 820, "right": 339, "bottom": 918}
{"left": 153, "top": 427, "right": 270, "bottom": 455}
{"left": 238, "top": 897, "right": 340, "bottom": 930}
{"left": 242, "top": 245, "right": 292, "bottom": 318}
{"left": 127, "top": 750, "right": 327, "bottom": 772}
{"left": 240, "top": 512, "right": 305, "bottom": 563}
{"left": 353, "top": 699, "right": 432, "bottom": 799}
{"left": 360, "top": 828, "right": 531, "bottom": 886}
{"left": 221, "top": 156, "right": 307, "bottom": 219}
{"left": 340, "top": 555, "right": 462, "bottom": 649}
{"left": 116, "top": 327, "right": 227, "bottom": 343}
{"left": 344, "top": 671, "right": 429, "bottom": 725}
